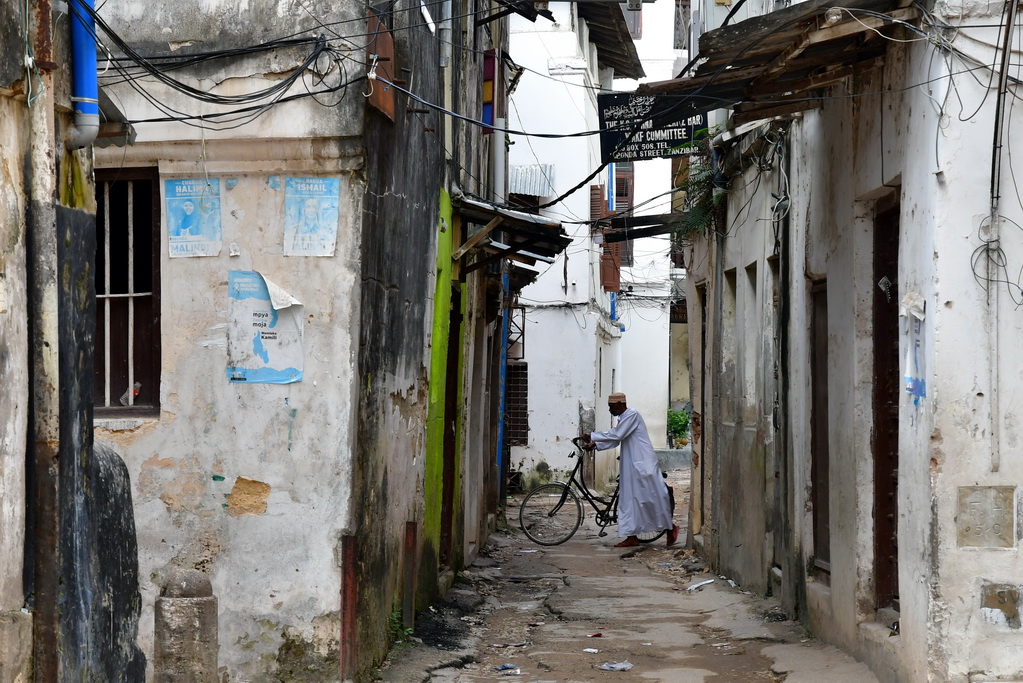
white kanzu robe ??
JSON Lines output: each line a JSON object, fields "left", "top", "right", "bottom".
{"left": 591, "top": 408, "right": 673, "bottom": 536}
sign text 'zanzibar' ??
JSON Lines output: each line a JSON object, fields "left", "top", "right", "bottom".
{"left": 598, "top": 93, "right": 707, "bottom": 162}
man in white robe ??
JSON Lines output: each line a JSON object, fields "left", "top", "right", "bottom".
{"left": 583, "top": 392, "right": 678, "bottom": 548}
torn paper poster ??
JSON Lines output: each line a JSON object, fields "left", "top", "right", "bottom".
{"left": 165, "top": 178, "right": 223, "bottom": 258}
{"left": 226, "top": 271, "right": 303, "bottom": 384}
{"left": 900, "top": 292, "right": 926, "bottom": 403}
{"left": 283, "top": 176, "right": 340, "bottom": 256}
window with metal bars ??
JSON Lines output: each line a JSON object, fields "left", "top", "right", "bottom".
{"left": 94, "top": 169, "right": 161, "bottom": 414}
{"left": 506, "top": 363, "right": 529, "bottom": 445}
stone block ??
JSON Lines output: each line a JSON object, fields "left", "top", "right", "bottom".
{"left": 0, "top": 610, "right": 32, "bottom": 683}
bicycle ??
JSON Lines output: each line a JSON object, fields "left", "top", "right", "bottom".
{"left": 518, "top": 437, "right": 675, "bottom": 546}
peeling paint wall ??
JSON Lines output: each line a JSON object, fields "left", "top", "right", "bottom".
{"left": 89, "top": 161, "right": 364, "bottom": 681}
{"left": 90, "top": 162, "right": 364, "bottom": 680}
{"left": 687, "top": 3, "right": 1023, "bottom": 679}
{"left": 93, "top": 4, "right": 366, "bottom": 669}
{"left": 95, "top": 0, "right": 504, "bottom": 678}
{"left": 0, "top": 64, "right": 32, "bottom": 683}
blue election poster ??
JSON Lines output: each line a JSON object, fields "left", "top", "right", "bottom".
{"left": 226, "top": 271, "right": 303, "bottom": 384}
{"left": 283, "top": 176, "right": 339, "bottom": 256}
{"left": 165, "top": 178, "right": 223, "bottom": 258}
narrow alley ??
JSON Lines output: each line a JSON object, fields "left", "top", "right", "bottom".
{"left": 376, "top": 472, "right": 877, "bottom": 682}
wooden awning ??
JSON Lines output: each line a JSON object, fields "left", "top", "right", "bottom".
{"left": 577, "top": 3, "right": 645, "bottom": 81}
{"left": 453, "top": 195, "right": 572, "bottom": 289}
{"left": 637, "top": 0, "right": 916, "bottom": 126}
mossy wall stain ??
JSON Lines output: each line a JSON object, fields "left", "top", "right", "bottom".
{"left": 271, "top": 627, "right": 340, "bottom": 682}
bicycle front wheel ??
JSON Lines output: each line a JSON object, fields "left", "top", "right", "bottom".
{"left": 520, "top": 483, "right": 583, "bottom": 545}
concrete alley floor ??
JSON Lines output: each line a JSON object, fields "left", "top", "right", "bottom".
{"left": 375, "top": 471, "right": 877, "bottom": 682}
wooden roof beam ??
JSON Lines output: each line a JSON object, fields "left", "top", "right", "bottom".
{"left": 453, "top": 215, "right": 502, "bottom": 261}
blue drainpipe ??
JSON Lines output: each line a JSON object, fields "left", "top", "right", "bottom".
{"left": 496, "top": 272, "right": 510, "bottom": 499}
{"left": 69, "top": 0, "right": 100, "bottom": 149}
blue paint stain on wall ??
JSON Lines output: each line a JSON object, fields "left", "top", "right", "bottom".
{"left": 225, "top": 178, "right": 238, "bottom": 190}
{"left": 267, "top": 175, "right": 282, "bottom": 190}
{"left": 287, "top": 408, "right": 298, "bottom": 452}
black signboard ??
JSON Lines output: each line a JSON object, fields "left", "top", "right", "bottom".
{"left": 598, "top": 93, "right": 707, "bottom": 162}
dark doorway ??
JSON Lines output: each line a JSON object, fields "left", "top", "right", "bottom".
{"left": 694, "top": 283, "right": 707, "bottom": 535}
{"left": 439, "top": 285, "right": 462, "bottom": 567}
{"left": 810, "top": 281, "right": 830, "bottom": 572}
{"left": 873, "top": 203, "right": 901, "bottom": 610}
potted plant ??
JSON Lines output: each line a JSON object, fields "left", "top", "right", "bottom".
{"left": 667, "top": 408, "right": 691, "bottom": 448}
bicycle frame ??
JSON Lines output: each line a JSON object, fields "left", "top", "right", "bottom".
{"left": 553, "top": 441, "right": 621, "bottom": 537}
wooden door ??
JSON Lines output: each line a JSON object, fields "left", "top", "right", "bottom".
{"left": 873, "top": 205, "right": 901, "bottom": 610}
{"left": 810, "top": 282, "right": 830, "bottom": 571}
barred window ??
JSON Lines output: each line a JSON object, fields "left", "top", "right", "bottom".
{"left": 94, "top": 169, "right": 161, "bottom": 414}
{"left": 506, "top": 363, "right": 529, "bottom": 445}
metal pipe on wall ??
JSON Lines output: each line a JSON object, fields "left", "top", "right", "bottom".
{"left": 438, "top": 0, "right": 452, "bottom": 68}
{"left": 68, "top": 0, "right": 99, "bottom": 149}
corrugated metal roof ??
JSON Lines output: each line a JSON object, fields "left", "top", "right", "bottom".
{"left": 509, "top": 164, "right": 556, "bottom": 198}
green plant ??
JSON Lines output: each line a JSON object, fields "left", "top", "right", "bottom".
{"left": 387, "top": 607, "right": 414, "bottom": 644}
{"left": 667, "top": 409, "right": 691, "bottom": 442}
{"left": 670, "top": 137, "right": 727, "bottom": 243}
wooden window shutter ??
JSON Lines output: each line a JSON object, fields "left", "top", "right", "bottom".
{"left": 589, "top": 184, "right": 606, "bottom": 225}
{"left": 615, "top": 164, "right": 635, "bottom": 267}
{"left": 601, "top": 239, "right": 621, "bottom": 292}
{"left": 591, "top": 184, "right": 621, "bottom": 292}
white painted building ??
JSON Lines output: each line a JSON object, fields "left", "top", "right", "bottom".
{"left": 639, "top": 0, "right": 1023, "bottom": 678}
{"left": 508, "top": 0, "right": 685, "bottom": 485}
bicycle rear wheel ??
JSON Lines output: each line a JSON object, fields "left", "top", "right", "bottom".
{"left": 637, "top": 528, "right": 667, "bottom": 543}
{"left": 634, "top": 483, "right": 675, "bottom": 543}
{"left": 520, "top": 483, "right": 583, "bottom": 545}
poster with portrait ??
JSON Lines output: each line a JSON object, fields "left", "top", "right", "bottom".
{"left": 283, "top": 176, "right": 339, "bottom": 256}
{"left": 226, "top": 271, "right": 303, "bottom": 384}
{"left": 165, "top": 178, "right": 223, "bottom": 258}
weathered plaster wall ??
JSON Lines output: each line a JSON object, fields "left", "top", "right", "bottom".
{"left": 0, "top": 90, "right": 32, "bottom": 683}
{"left": 92, "top": 161, "right": 364, "bottom": 680}
{"left": 354, "top": 2, "right": 445, "bottom": 660}
{"left": 511, "top": 306, "right": 604, "bottom": 479}
{"left": 692, "top": 14, "right": 1023, "bottom": 679}
{"left": 98, "top": 0, "right": 500, "bottom": 677}
{"left": 913, "top": 10, "right": 1023, "bottom": 680}
{"left": 97, "top": 0, "right": 364, "bottom": 147}
{"left": 459, "top": 271, "right": 499, "bottom": 559}
{"left": 90, "top": 1, "right": 425, "bottom": 678}
{"left": 670, "top": 321, "right": 690, "bottom": 406}
{"left": 704, "top": 155, "right": 776, "bottom": 592}
{"left": 618, "top": 293, "right": 671, "bottom": 446}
